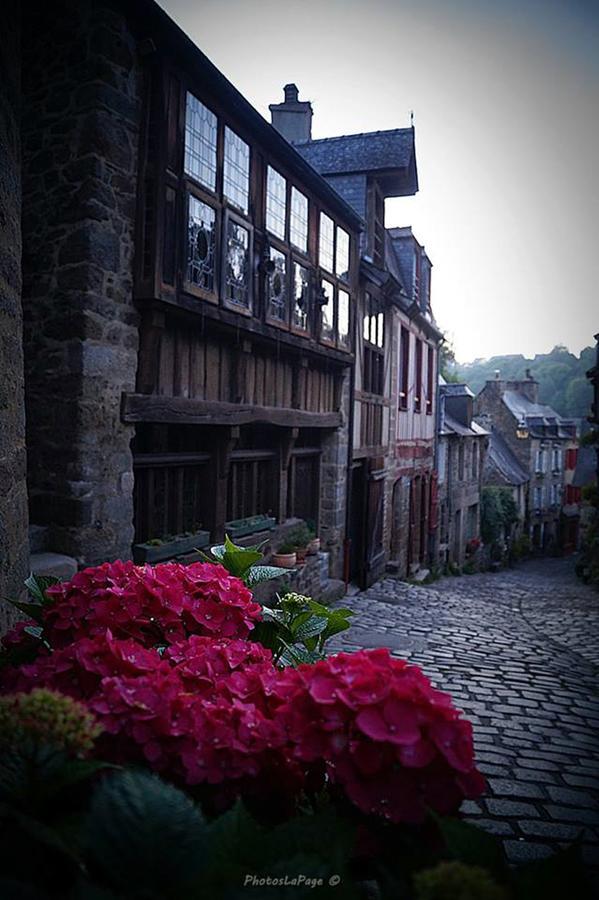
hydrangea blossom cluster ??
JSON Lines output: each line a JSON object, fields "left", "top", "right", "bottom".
{"left": 0, "top": 562, "right": 484, "bottom": 823}
{"left": 42, "top": 560, "right": 262, "bottom": 648}
{"left": 0, "top": 688, "right": 101, "bottom": 756}
{"left": 268, "top": 648, "right": 486, "bottom": 823}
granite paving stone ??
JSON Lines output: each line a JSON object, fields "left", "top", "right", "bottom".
{"left": 331, "top": 557, "right": 599, "bottom": 878}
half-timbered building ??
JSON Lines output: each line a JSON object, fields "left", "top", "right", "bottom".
{"left": 271, "top": 89, "right": 443, "bottom": 584}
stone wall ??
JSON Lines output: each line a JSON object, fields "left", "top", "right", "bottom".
{"left": 320, "top": 370, "right": 351, "bottom": 578}
{"left": 0, "top": 6, "right": 29, "bottom": 632}
{"left": 437, "top": 434, "right": 486, "bottom": 567}
{"left": 21, "top": 0, "right": 142, "bottom": 566}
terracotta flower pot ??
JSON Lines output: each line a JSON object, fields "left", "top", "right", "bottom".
{"left": 271, "top": 552, "right": 297, "bottom": 568}
{"left": 296, "top": 547, "right": 308, "bottom": 563}
{"left": 307, "top": 538, "right": 320, "bottom": 554}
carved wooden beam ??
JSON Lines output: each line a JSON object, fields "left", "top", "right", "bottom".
{"left": 122, "top": 394, "right": 342, "bottom": 429}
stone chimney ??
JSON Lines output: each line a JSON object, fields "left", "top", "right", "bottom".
{"left": 506, "top": 370, "right": 539, "bottom": 404}
{"left": 269, "top": 84, "right": 312, "bottom": 144}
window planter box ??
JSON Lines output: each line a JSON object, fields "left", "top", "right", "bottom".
{"left": 225, "top": 515, "right": 276, "bottom": 539}
{"left": 133, "top": 530, "right": 211, "bottom": 564}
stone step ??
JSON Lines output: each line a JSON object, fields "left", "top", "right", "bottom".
{"left": 30, "top": 552, "right": 77, "bottom": 582}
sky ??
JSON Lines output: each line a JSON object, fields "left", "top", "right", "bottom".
{"left": 160, "top": 0, "right": 598, "bottom": 363}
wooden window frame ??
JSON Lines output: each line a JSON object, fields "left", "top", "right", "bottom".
{"left": 399, "top": 326, "right": 410, "bottom": 410}
{"left": 289, "top": 185, "right": 309, "bottom": 255}
{"left": 414, "top": 337, "right": 423, "bottom": 413}
{"left": 221, "top": 207, "right": 254, "bottom": 317}
{"left": 318, "top": 276, "right": 337, "bottom": 348}
{"left": 426, "top": 344, "right": 434, "bottom": 415}
{"left": 182, "top": 187, "right": 220, "bottom": 305}
{"left": 144, "top": 67, "right": 356, "bottom": 356}
{"left": 363, "top": 293, "right": 385, "bottom": 396}
{"left": 289, "top": 255, "right": 311, "bottom": 337}
{"left": 318, "top": 211, "right": 335, "bottom": 274}
{"left": 264, "top": 235, "right": 291, "bottom": 331}
{"left": 223, "top": 124, "right": 251, "bottom": 216}
{"left": 337, "top": 287, "right": 351, "bottom": 351}
{"left": 265, "top": 164, "right": 288, "bottom": 243}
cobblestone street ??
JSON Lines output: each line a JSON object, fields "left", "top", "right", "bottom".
{"left": 331, "top": 557, "right": 599, "bottom": 873}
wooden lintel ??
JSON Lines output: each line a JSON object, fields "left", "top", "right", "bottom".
{"left": 122, "top": 394, "right": 342, "bottom": 429}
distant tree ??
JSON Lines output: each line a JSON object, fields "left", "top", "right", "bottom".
{"left": 440, "top": 335, "right": 460, "bottom": 383}
{"left": 456, "top": 346, "right": 593, "bottom": 417}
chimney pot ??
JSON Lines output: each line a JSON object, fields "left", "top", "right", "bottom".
{"left": 269, "top": 83, "right": 312, "bottom": 144}
{"left": 284, "top": 83, "right": 299, "bottom": 103}
{"left": 494, "top": 369, "right": 500, "bottom": 380}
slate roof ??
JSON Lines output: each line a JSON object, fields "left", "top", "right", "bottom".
{"left": 486, "top": 430, "right": 529, "bottom": 486}
{"left": 294, "top": 128, "right": 415, "bottom": 176}
{"left": 441, "top": 413, "right": 488, "bottom": 438}
{"left": 502, "top": 391, "right": 574, "bottom": 439}
{"left": 440, "top": 383, "right": 475, "bottom": 399}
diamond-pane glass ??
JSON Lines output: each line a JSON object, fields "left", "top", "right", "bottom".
{"left": 319, "top": 212, "right": 334, "bottom": 272}
{"left": 290, "top": 187, "right": 308, "bottom": 253}
{"left": 184, "top": 93, "right": 217, "bottom": 191}
{"left": 266, "top": 166, "right": 286, "bottom": 240}
{"left": 336, "top": 227, "right": 350, "bottom": 280}
{"left": 224, "top": 126, "right": 250, "bottom": 214}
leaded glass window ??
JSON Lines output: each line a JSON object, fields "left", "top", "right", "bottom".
{"left": 184, "top": 93, "right": 217, "bottom": 191}
{"left": 290, "top": 187, "right": 308, "bottom": 253}
{"left": 186, "top": 196, "right": 216, "bottom": 292}
{"left": 223, "top": 127, "right": 250, "bottom": 214}
{"left": 265, "top": 166, "right": 286, "bottom": 240}
{"left": 320, "top": 279, "right": 335, "bottom": 342}
{"left": 338, "top": 289, "right": 350, "bottom": 348}
{"left": 319, "top": 212, "right": 334, "bottom": 272}
{"left": 225, "top": 218, "right": 250, "bottom": 308}
{"left": 336, "top": 227, "right": 350, "bottom": 280}
{"left": 292, "top": 262, "right": 310, "bottom": 331}
{"left": 267, "top": 247, "right": 287, "bottom": 322}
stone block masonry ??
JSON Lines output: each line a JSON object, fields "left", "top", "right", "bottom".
{"left": 21, "top": 0, "right": 142, "bottom": 566}
{"left": 0, "top": 5, "right": 29, "bottom": 629}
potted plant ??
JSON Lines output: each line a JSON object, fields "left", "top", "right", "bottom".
{"left": 133, "top": 529, "right": 211, "bottom": 564}
{"left": 284, "top": 524, "right": 312, "bottom": 563}
{"left": 271, "top": 540, "right": 297, "bottom": 568}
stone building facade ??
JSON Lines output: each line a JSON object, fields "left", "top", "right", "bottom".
{"left": 0, "top": 4, "right": 29, "bottom": 630}
{"left": 475, "top": 372, "right": 577, "bottom": 553}
{"left": 437, "top": 383, "right": 488, "bottom": 568}
{"left": 21, "top": 1, "right": 142, "bottom": 565}
{"left": 0, "top": 0, "right": 364, "bottom": 624}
